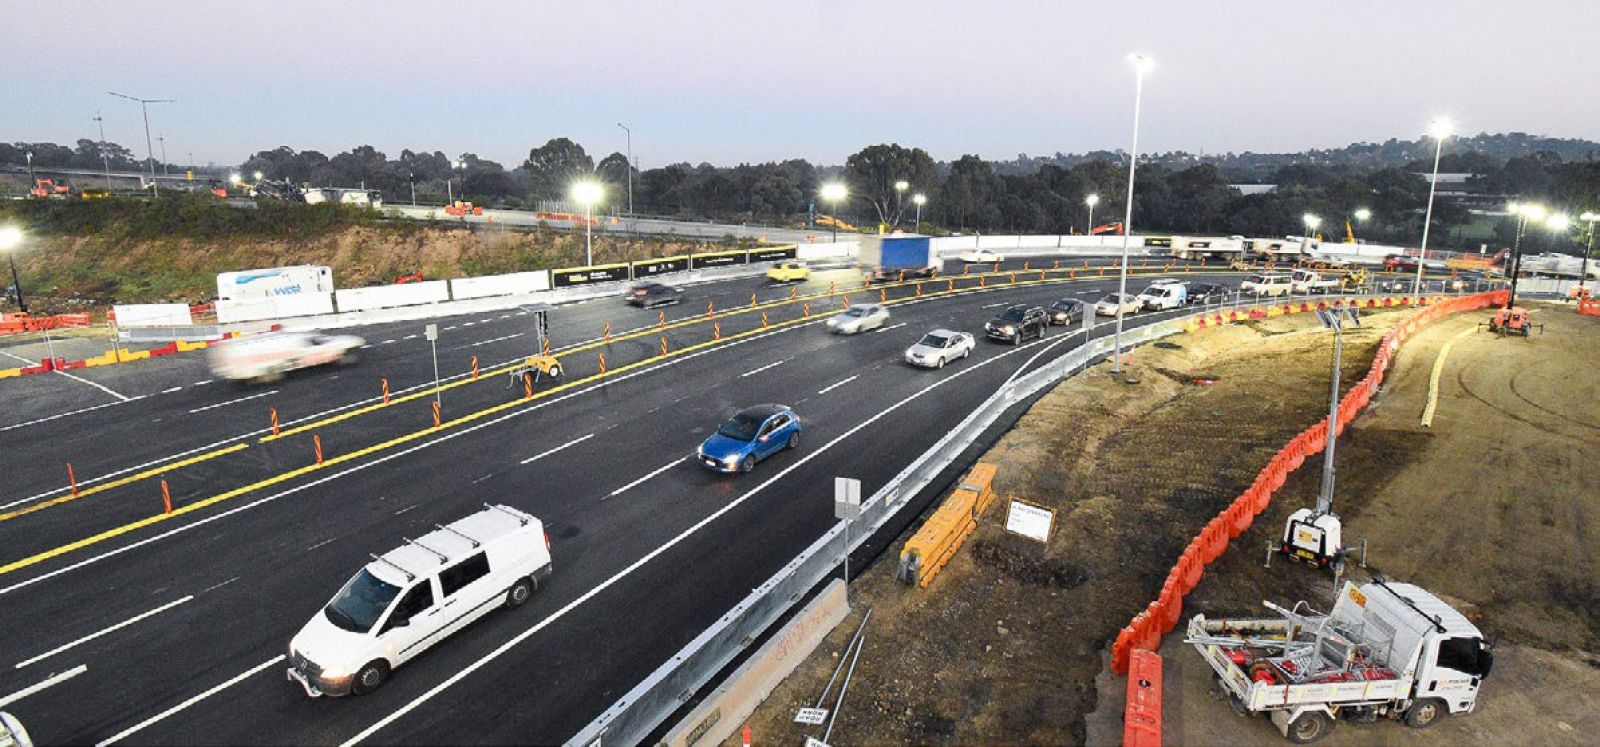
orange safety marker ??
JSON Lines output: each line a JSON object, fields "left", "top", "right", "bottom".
{"left": 915, "top": 282, "right": 923, "bottom": 297}
{"left": 382, "top": 378, "right": 390, "bottom": 404}
{"left": 802, "top": 302, "right": 812, "bottom": 318}
{"left": 603, "top": 322, "right": 611, "bottom": 343}
{"left": 1039, "top": 269, "right": 1047, "bottom": 281}
{"left": 788, "top": 286, "right": 797, "bottom": 300}
{"left": 313, "top": 433, "right": 324, "bottom": 464}
{"left": 598, "top": 352, "right": 607, "bottom": 374}
{"left": 1009, "top": 272, "right": 1017, "bottom": 283}
{"left": 471, "top": 355, "right": 479, "bottom": 380}
{"left": 1024, "top": 260, "right": 1030, "bottom": 270}
{"left": 829, "top": 280, "right": 836, "bottom": 295}
{"left": 1053, "top": 260, "right": 1061, "bottom": 269}
{"left": 660, "top": 335, "right": 669, "bottom": 356}
{"left": 898, "top": 270, "right": 906, "bottom": 283}
{"left": 524, "top": 373, "right": 533, "bottom": 399}
{"left": 750, "top": 291, "right": 758, "bottom": 307}
{"left": 980, "top": 275, "right": 987, "bottom": 287}
{"left": 707, "top": 301, "right": 716, "bottom": 319}
{"left": 67, "top": 462, "right": 78, "bottom": 497}
{"left": 963, "top": 265, "right": 971, "bottom": 276}
{"left": 761, "top": 310, "right": 769, "bottom": 327}
{"left": 879, "top": 288, "right": 887, "bottom": 302}
{"left": 270, "top": 407, "right": 279, "bottom": 436}
{"left": 947, "top": 279, "right": 954, "bottom": 292}
{"left": 742, "top": 724, "right": 751, "bottom": 747}
{"left": 161, "top": 479, "right": 172, "bottom": 514}
{"left": 432, "top": 400, "right": 442, "bottom": 428}
{"left": 714, "top": 321, "right": 722, "bottom": 340}
{"left": 658, "top": 310, "right": 666, "bottom": 329}
{"left": 1083, "top": 260, "right": 1090, "bottom": 268}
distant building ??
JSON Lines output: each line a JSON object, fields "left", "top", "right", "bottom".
{"left": 1414, "top": 173, "right": 1476, "bottom": 196}
{"left": 1231, "top": 184, "right": 1277, "bottom": 195}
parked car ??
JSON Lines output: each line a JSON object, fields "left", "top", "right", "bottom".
{"left": 1240, "top": 273, "right": 1292, "bottom": 297}
{"left": 957, "top": 248, "right": 1005, "bottom": 263}
{"left": 287, "top": 504, "right": 552, "bottom": 697}
{"left": 1187, "top": 283, "right": 1230, "bottom": 305}
{"left": 625, "top": 282, "right": 682, "bottom": 307}
{"left": 826, "top": 304, "right": 890, "bottom": 334}
{"left": 904, "top": 329, "right": 976, "bottom": 369}
{"left": 208, "top": 330, "right": 364, "bottom": 384}
{"left": 984, "top": 304, "right": 1047, "bottom": 344}
{"left": 1093, "top": 292, "right": 1140, "bottom": 317}
{"left": 1046, "top": 298, "right": 1085, "bottom": 325}
{"left": 697, "top": 404, "right": 801, "bottom": 473}
{"left": 766, "top": 261, "right": 810, "bottom": 283}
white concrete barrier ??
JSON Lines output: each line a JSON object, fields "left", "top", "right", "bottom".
{"left": 111, "top": 303, "right": 192, "bottom": 327}
{"left": 449, "top": 270, "right": 553, "bottom": 300}
{"left": 334, "top": 281, "right": 450, "bottom": 312}
{"left": 215, "top": 293, "right": 336, "bottom": 323}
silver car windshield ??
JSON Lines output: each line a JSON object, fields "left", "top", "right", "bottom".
{"left": 919, "top": 334, "right": 949, "bottom": 347}
{"left": 325, "top": 568, "right": 402, "bottom": 633}
{"left": 843, "top": 308, "right": 868, "bottom": 317}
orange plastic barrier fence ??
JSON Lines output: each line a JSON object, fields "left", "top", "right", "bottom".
{"left": 1124, "top": 650, "right": 1163, "bottom": 747}
{"left": 1579, "top": 299, "right": 1600, "bottom": 317}
{"left": 896, "top": 463, "right": 998, "bottom": 588}
{"left": 1111, "top": 289, "right": 1506, "bottom": 676}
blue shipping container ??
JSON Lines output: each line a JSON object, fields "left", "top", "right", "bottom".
{"left": 879, "top": 237, "right": 932, "bottom": 269}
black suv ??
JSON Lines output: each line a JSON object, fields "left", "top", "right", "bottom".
{"left": 625, "top": 282, "right": 682, "bottom": 307}
{"left": 984, "top": 304, "right": 1048, "bottom": 344}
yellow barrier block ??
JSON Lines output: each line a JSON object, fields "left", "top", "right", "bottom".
{"left": 176, "top": 339, "right": 209, "bottom": 352}
{"left": 81, "top": 353, "right": 118, "bottom": 367}
{"left": 115, "top": 349, "right": 151, "bottom": 362}
{"left": 0, "top": 367, "right": 21, "bottom": 379}
{"left": 897, "top": 463, "right": 998, "bottom": 588}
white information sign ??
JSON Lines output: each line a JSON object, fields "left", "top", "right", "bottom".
{"left": 1004, "top": 498, "right": 1056, "bottom": 543}
{"left": 794, "top": 707, "right": 829, "bottom": 725}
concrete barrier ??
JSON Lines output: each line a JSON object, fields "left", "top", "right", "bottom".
{"left": 111, "top": 303, "right": 192, "bottom": 327}
{"left": 449, "top": 270, "right": 552, "bottom": 300}
{"left": 216, "top": 293, "right": 335, "bottom": 323}
{"left": 333, "top": 280, "right": 450, "bottom": 312}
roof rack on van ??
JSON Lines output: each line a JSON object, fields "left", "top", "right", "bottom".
{"left": 370, "top": 553, "right": 416, "bottom": 582}
{"left": 435, "top": 523, "right": 481, "bottom": 548}
{"left": 485, "top": 503, "right": 530, "bottom": 526}
{"left": 404, "top": 537, "right": 451, "bottom": 565}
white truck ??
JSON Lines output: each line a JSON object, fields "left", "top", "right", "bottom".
{"left": 1188, "top": 579, "right": 1494, "bottom": 744}
{"left": 1172, "top": 235, "right": 1245, "bottom": 262}
{"left": 1290, "top": 269, "right": 1342, "bottom": 295}
{"left": 208, "top": 330, "right": 364, "bottom": 383}
{"left": 217, "top": 265, "right": 335, "bottom": 301}
{"left": 1137, "top": 279, "right": 1189, "bottom": 310}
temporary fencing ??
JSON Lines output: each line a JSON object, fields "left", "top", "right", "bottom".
{"left": 1109, "top": 289, "right": 1508, "bottom": 677}
{"left": 894, "top": 463, "right": 998, "bottom": 588}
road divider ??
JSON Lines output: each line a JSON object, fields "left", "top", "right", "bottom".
{"left": 895, "top": 463, "right": 998, "bottom": 588}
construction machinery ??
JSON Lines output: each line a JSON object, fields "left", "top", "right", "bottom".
{"left": 1481, "top": 307, "right": 1544, "bottom": 337}
{"left": 1340, "top": 267, "right": 1370, "bottom": 292}
{"left": 29, "top": 177, "right": 73, "bottom": 199}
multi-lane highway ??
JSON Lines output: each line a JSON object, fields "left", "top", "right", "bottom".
{"left": 0, "top": 258, "right": 1250, "bottom": 744}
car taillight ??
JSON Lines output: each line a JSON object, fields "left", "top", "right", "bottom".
{"left": 544, "top": 528, "right": 552, "bottom": 552}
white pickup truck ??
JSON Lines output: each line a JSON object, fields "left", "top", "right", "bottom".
{"left": 1290, "top": 269, "right": 1342, "bottom": 295}
{"left": 1188, "top": 579, "right": 1493, "bottom": 744}
{"left": 208, "top": 330, "right": 365, "bottom": 384}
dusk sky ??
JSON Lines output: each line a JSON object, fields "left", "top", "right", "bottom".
{"left": 6, "top": 1, "right": 1598, "bottom": 168}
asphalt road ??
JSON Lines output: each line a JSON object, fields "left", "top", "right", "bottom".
{"left": 0, "top": 259, "right": 1268, "bottom": 745}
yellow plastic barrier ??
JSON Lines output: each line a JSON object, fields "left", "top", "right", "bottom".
{"left": 115, "top": 349, "right": 151, "bottom": 362}
{"left": 176, "top": 339, "right": 210, "bottom": 352}
{"left": 896, "top": 463, "right": 997, "bottom": 588}
{"left": 0, "top": 367, "right": 21, "bottom": 379}
{"left": 81, "top": 352, "right": 120, "bottom": 368}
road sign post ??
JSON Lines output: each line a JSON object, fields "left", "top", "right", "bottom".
{"left": 425, "top": 323, "right": 441, "bottom": 409}
{"left": 834, "top": 477, "right": 861, "bottom": 601}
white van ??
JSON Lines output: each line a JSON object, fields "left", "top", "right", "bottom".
{"left": 1137, "top": 281, "right": 1189, "bottom": 310}
{"left": 1240, "top": 273, "right": 1292, "bottom": 297}
{"left": 287, "top": 504, "right": 553, "bottom": 697}
{"left": 208, "top": 330, "right": 364, "bottom": 384}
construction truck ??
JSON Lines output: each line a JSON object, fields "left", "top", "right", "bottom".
{"left": 1188, "top": 579, "right": 1494, "bottom": 744}
{"left": 29, "top": 177, "right": 74, "bottom": 199}
{"left": 1290, "top": 269, "right": 1342, "bottom": 295}
{"left": 1481, "top": 307, "right": 1543, "bottom": 337}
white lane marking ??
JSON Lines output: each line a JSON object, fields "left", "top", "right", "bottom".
{"left": 0, "top": 350, "right": 37, "bottom": 365}
{"left": 443, "top": 326, "right": 458, "bottom": 331}
{"left": 380, "top": 339, "right": 397, "bottom": 345}
{"left": 96, "top": 655, "right": 284, "bottom": 746}
{"left": 200, "top": 576, "right": 240, "bottom": 594}
{"left": 15, "top": 595, "right": 193, "bottom": 669}
{"left": 520, "top": 433, "right": 595, "bottom": 465}
{"left": 307, "top": 537, "right": 338, "bottom": 552}
{"left": 739, "top": 359, "right": 787, "bottom": 378}
{"left": 468, "top": 332, "right": 523, "bottom": 347}
{"left": 192, "top": 380, "right": 213, "bottom": 386}
{"left": 880, "top": 322, "right": 908, "bottom": 332}
{"left": 394, "top": 504, "right": 418, "bottom": 516}
{"left": 0, "top": 396, "right": 146, "bottom": 435}
{"left": 608, "top": 458, "right": 685, "bottom": 498}
{"left": 0, "top": 663, "right": 87, "bottom": 708}
{"left": 462, "top": 321, "right": 476, "bottom": 327}
{"left": 403, "top": 334, "right": 418, "bottom": 340}
{"left": 980, "top": 302, "right": 1006, "bottom": 309}
{"left": 817, "top": 375, "right": 859, "bottom": 395}
{"left": 187, "top": 389, "right": 278, "bottom": 414}
{"left": 338, "top": 331, "right": 1054, "bottom": 746}
{"left": 55, "top": 370, "right": 133, "bottom": 402}
{"left": 162, "top": 386, "right": 183, "bottom": 394}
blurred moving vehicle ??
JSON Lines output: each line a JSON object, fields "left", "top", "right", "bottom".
{"left": 862, "top": 235, "right": 938, "bottom": 284}
{"left": 1187, "top": 283, "right": 1231, "bottom": 305}
{"left": 287, "top": 504, "right": 552, "bottom": 697}
{"left": 1093, "top": 293, "right": 1140, "bottom": 317}
{"left": 957, "top": 248, "right": 1005, "bottom": 263}
{"left": 766, "top": 261, "right": 811, "bottom": 283}
{"left": 904, "top": 329, "right": 975, "bottom": 369}
{"left": 209, "top": 331, "right": 364, "bottom": 384}
{"left": 827, "top": 304, "right": 890, "bottom": 334}
{"left": 625, "top": 282, "right": 683, "bottom": 307}
{"left": 1047, "top": 298, "right": 1085, "bottom": 325}
{"left": 984, "top": 304, "right": 1048, "bottom": 344}
{"left": 697, "top": 404, "right": 801, "bottom": 473}
{"left": 0, "top": 712, "right": 32, "bottom": 747}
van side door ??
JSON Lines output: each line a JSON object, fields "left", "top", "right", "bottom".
{"left": 378, "top": 578, "right": 439, "bottom": 665}
{"left": 436, "top": 551, "right": 500, "bottom": 636}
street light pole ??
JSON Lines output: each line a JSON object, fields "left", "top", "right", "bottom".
{"left": 1112, "top": 54, "right": 1151, "bottom": 376}
{"left": 94, "top": 113, "right": 112, "bottom": 189}
{"left": 1414, "top": 120, "right": 1450, "bottom": 297}
{"left": 25, "top": 151, "right": 35, "bottom": 187}
{"left": 1085, "top": 193, "right": 1100, "bottom": 236}
{"left": 158, "top": 135, "right": 169, "bottom": 176}
{"left": 1580, "top": 212, "right": 1598, "bottom": 297}
{"left": 109, "top": 92, "right": 175, "bottom": 196}
{"left": 571, "top": 181, "right": 604, "bottom": 267}
{"left": 1, "top": 226, "right": 25, "bottom": 313}
{"left": 820, "top": 183, "right": 848, "bottom": 243}
{"left": 616, "top": 123, "right": 633, "bottom": 217}
{"left": 1505, "top": 203, "right": 1543, "bottom": 308}
{"left": 912, "top": 193, "right": 926, "bottom": 232}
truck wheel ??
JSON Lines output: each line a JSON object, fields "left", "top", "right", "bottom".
{"left": 505, "top": 577, "right": 535, "bottom": 609}
{"left": 351, "top": 660, "right": 390, "bottom": 696}
{"left": 1287, "top": 711, "right": 1333, "bottom": 744}
{"left": 1404, "top": 698, "right": 1445, "bottom": 729}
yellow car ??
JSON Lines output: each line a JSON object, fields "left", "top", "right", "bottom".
{"left": 766, "top": 261, "right": 810, "bottom": 283}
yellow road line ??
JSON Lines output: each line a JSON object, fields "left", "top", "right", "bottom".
{"left": 0, "top": 443, "right": 249, "bottom": 523}
{"left": 1420, "top": 326, "right": 1477, "bottom": 427}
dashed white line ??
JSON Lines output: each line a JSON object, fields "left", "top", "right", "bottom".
{"left": 739, "top": 359, "right": 787, "bottom": 378}
{"left": 307, "top": 537, "right": 338, "bottom": 552}
{"left": 817, "top": 375, "right": 859, "bottom": 395}
{"left": 192, "top": 380, "right": 214, "bottom": 386}
{"left": 607, "top": 458, "right": 685, "bottom": 498}
{"left": 162, "top": 386, "right": 184, "bottom": 394}
{"left": 380, "top": 339, "right": 397, "bottom": 345}
{"left": 394, "top": 504, "right": 418, "bottom": 516}
{"left": 980, "top": 302, "right": 1006, "bottom": 309}
{"left": 16, "top": 596, "right": 193, "bottom": 669}
{"left": 468, "top": 332, "right": 523, "bottom": 347}
{"left": 0, "top": 396, "right": 146, "bottom": 434}
{"left": 200, "top": 576, "right": 240, "bottom": 594}
{"left": 880, "top": 322, "right": 908, "bottom": 332}
{"left": 0, "top": 663, "right": 87, "bottom": 709}
{"left": 462, "top": 321, "right": 477, "bottom": 327}
{"left": 96, "top": 656, "right": 283, "bottom": 746}
{"left": 403, "top": 334, "right": 418, "bottom": 340}
{"left": 520, "top": 433, "right": 595, "bottom": 465}
{"left": 187, "top": 389, "right": 278, "bottom": 414}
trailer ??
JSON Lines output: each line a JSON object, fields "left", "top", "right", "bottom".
{"left": 1171, "top": 235, "right": 1244, "bottom": 262}
{"left": 860, "top": 235, "right": 938, "bottom": 284}
{"left": 217, "top": 265, "right": 335, "bottom": 301}
{"left": 1188, "top": 579, "right": 1493, "bottom": 744}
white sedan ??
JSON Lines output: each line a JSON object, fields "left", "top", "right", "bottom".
{"left": 827, "top": 304, "right": 891, "bottom": 334}
{"left": 904, "top": 329, "right": 976, "bottom": 369}
{"left": 1093, "top": 293, "right": 1141, "bottom": 317}
{"left": 957, "top": 248, "right": 1005, "bottom": 263}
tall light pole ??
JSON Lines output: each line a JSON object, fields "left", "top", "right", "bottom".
{"left": 1505, "top": 202, "right": 1546, "bottom": 307}
{"left": 454, "top": 159, "right": 467, "bottom": 203}
{"left": 1302, "top": 213, "right": 1322, "bottom": 257}
{"left": 1111, "top": 53, "right": 1151, "bottom": 376}
{"left": 571, "top": 181, "right": 604, "bottom": 266}
{"left": 1413, "top": 119, "right": 1451, "bottom": 297}
{"left": 94, "top": 112, "right": 112, "bottom": 189}
{"left": 821, "top": 183, "right": 848, "bottom": 242}
{"left": 616, "top": 122, "right": 634, "bottom": 217}
{"left": 912, "top": 193, "right": 927, "bottom": 232}
{"left": 893, "top": 180, "right": 909, "bottom": 228}
{"left": 157, "top": 135, "right": 169, "bottom": 175}
{"left": 25, "top": 151, "right": 35, "bottom": 186}
{"left": 108, "top": 91, "right": 175, "bottom": 196}
{"left": 408, "top": 172, "right": 417, "bottom": 206}
{"left": 1, "top": 226, "right": 26, "bottom": 313}
{"left": 1580, "top": 212, "right": 1598, "bottom": 296}
{"left": 1085, "top": 193, "right": 1100, "bottom": 235}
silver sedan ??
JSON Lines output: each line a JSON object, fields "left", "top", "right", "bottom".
{"left": 827, "top": 304, "right": 891, "bottom": 334}
{"left": 904, "top": 329, "right": 976, "bottom": 369}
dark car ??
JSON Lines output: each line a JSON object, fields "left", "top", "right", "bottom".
{"left": 1186, "top": 283, "right": 1230, "bottom": 305}
{"left": 625, "top": 282, "right": 682, "bottom": 307}
{"left": 984, "top": 304, "right": 1047, "bottom": 344}
{"left": 1046, "top": 299, "right": 1084, "bottom": 325}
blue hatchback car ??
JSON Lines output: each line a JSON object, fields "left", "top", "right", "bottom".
{"left": 697, "top": 404, "right": 802, "bottom": 473}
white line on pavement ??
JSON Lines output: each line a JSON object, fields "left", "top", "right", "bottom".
{"left": 162, "top": 386, "right": 183, "bottom": 394}
{"left": 880, "top": 322, "right": 908, "bottom": 332}
{"left": 96, "top": 656, "right": 284, "bottom": 746}
{"left": 0, "top": 350, "right": 36, "bottom": 365}
{"left": 520, "top": 433, "right": 595, "bottom": 465}
{"left": 403, "top": 334, "right": 418, "bottom": 340}
{"left": 187, "top": 389, "right": 278, "bottom": 414}
{"left": 608, "top": 458, "right": 685, "bottom": 498}
{"left": 15, "top": 596, "right": 193, "bottom": 669}
{"left": 468, "top": 332, "right": 523, "bottom": 347}
{"left": 738, "top": 359, "right": 787, "bottom": 378}
{"left": 0, "top": 396, "right": 146, "bottom": 435}
{"left": 380, "top": 339, "right": 397, "bottom": 345}
{"left": 0, "top": 664, "right": 87, "bottom": 708}
{"left": 980, "top": 302, "right": 1006, "bottom": 308}
{"left": 55, "top": 370, "right": 133, "bottom": 402}
{"left": 192, "top": 380, "right": 213, "bottom": 386}
{"left": 307, "top": 537, "right": 337, "bottom": 552}
{"left": 817, "top": 375, "right": 859, "bottom": 395}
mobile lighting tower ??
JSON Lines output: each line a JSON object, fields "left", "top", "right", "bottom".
{"left": 1280, "top": 305, "right": 1360, "bottom": 572}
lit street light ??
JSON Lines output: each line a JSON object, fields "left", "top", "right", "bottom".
{"left": 1112, "top": 53, "right": 1152, "bottom": 377}
{"left": 1, "top": 226, "right": 27, "bottom": 313}
{"left": 912, "top": 193, "right": 927, "bottom": 232}
{"left": 571, "top": 181, "right": 605, "bottom": 267}
{"left": 1413, "top": 119, "right": 1451, "bottom": 296}
{"left": 109, "top": 91, "right": 175, "bottom": 196}
{"left": 1505, "top": 202, "right": 1549, "bottom": 307}
{"left": 1353, "top": 208, "right": 1372, "bottom": 222}
{"left": 1302, "top": 213, "right": 1322, "bottom": 256}
{"left": 820, "top": 183, "right": 848, "bottom": 242}
{"left": 1085, "top": 193, "right": 1100, "bottom": 235}
{"left": 893, "top": 180, "right": 910, "bottom": 229}
{"left": 252, "top": 170, "right": 263, "bottom": 182}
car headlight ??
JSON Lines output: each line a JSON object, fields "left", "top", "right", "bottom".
{"left": 998, "top": 325, "right": 1013, "bottom": 334}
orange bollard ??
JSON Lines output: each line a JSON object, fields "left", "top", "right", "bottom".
{"left": 829, "top": 280, "right": 836, "bottom": 295}
{"left": 1053, "top": 260, "right": 1061, "bottom": 269}
{"left": 750, "top": 291, "right": 758, "bottom": 307}
{"left": 841, "top": 293, "right": 850, "bottom": 308}
{"left": 471, "top": 356, "right": 479, "bottom": 380}
{"left": 947, "top": 279, "right": 954, "bottom": 291}
{"left": 879, "top": 288, "right": 887, "bottom": 302}
{"left": 382, "top": 378, "right": 390, "bottom": 404}
{"left": 542, "top": 338, "right": 551, "bottom": 355}
{"left": 963, "top": 265, "right": 970, "bottom": 276}
{"left": 432, "top": 400, "right": 441, "bottom": 428}
{"left": 604, "top": 322, "right": 611, "bottom": 343}
{"left": 524, "top": 373, "right": 533, "bottom": 399}
{"left": 658, "top": 310, "right": 666, "bottom": 329}
{"left": 980, "top": 275, "right": 987, "bottom": 287}
{"left": 707, "top": 301, "right": 715, "bottom": 319}
{"left": 1009, "top": 272, "right": 1017, "bottom": 283}
{"left": 789, "top": 286, "right": 797, "bottom": 300}
{"left": 67, "top": 462, "right": 78, "bottom": 497}
{"left": 598, "top": 352, "right": 607, "bottom": 374}
{"left": 714, "top": 321, "right": 722, "bottom": 340}
{"left": 1024, "top": 260, "right": 1030, "bottom": 270}
{"left": 162, "top": 479, "right": 172, "bottom": 514}
{"left": 270, "top": 407, "right": 279, "bottom": 436}
{"left": 1083, "top": 260, "right": 1090, "bottom": 269}
{"left": 761, "top": 310, "right": 769, "bottom": 327}
{"left": 314, "top": 433, "right": 324, "bottom": 464}
{"left": 660, "top": 335, "right": 669, "bottom": 356}
{"left": 898, "top": 270, "right": 906, "bottom": 283}
{"left": 1039, "top": 269, "right": 1046, "bottom": 281}
{"left": 916, "top": 282, "right": 923, "bottom": 297}
{"left": 742, "top": 724, "right": 751, "bottom": 747}
{"left": 802, "top": 302, "right": 812, "bottom": 318}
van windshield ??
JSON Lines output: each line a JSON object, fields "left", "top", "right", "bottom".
{"left": 325, "top": 568, "right": 402, "bottom": 633}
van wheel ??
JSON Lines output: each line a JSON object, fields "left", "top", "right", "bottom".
{"left": 547, "top": 364, "right": 562, "bottom": 378}
{"left": 1404, "top": 698, "right": 1445, "bottom": 729}
{"left": 351, "top": 660, "right": 390, "bottom": 696}
{"left": 505, "top": 577, "right": 535, "bottom": 609}
{"left": 1287, "top": 711, "right": 1333, "bottom": 744}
